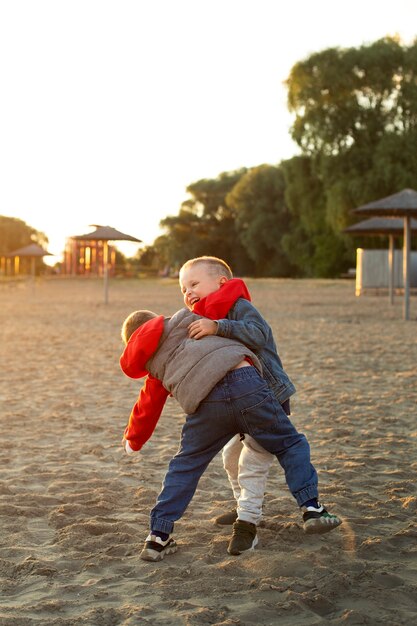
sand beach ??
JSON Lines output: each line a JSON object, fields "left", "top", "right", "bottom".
{"left": 0, "top": 277, "right": 416, "bottom": 625}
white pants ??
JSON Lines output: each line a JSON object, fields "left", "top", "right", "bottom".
{"left": 222, "top": 433, "right": 275, "bottom": 525}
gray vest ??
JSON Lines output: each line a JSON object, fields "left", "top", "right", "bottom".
{"left": 146, "top": 308, "right": 261, "bottom": 414}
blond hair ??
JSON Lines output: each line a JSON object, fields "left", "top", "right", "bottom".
{"left": 179, "top": 256, "right": 233, "bottom": 280}
{"left": 121, "top": 309, "right": 159, "bottom": 344}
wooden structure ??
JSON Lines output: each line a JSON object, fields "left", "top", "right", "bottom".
{"left": 344, "top": 217, "right": 417, "bottom": 304}
{"left": 3, "top": 243, "right": 52, "bottom": 277}
{"left": 352, "top": 189, "right": 417, "bottom": 320}
{"left": 64, "top": 237, "right": 117, "bottom": 277}
{"left": 354, "top": 248, "right": 417, "bottom": 296}
{"left": 70, "top": 225, "right": 141, "bottom": 304}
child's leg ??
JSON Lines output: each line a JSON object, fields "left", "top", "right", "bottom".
{"left": 237, "top": 436, "right": 274, "bottom": 525}
{"left": 229, "top": 368, "right": 341, "bottom": 534}
{"left": 149, "top": 401, "right": 235, "bottom": 536}
{"left": 242, "top": 401, "right": 318, "bottom": 506}
{"left": 141, "top": 413, "right": 234, "bottom": 561}
{"left": 220, "top": 368, "right": 316, "bottom": 504}
{"left": 222, "top": 434, "right": 243, "bottom": 502}
{"left": 220, "top": 371, "right": 316, "bottom": 505}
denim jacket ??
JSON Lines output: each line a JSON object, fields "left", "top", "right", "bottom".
{"left": 215, "top": 297, "right": 296, "bottom": 404}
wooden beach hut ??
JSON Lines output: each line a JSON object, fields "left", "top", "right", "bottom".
{"left": 344, "top": 217, "right": 417, "bottom": 302}
{"left": 70, "top": 225, "right": 142, "bottom": 303}
{"left": 352, "top": 189, "right": 417, "bottom": 320}
{"left": 5, "top": 243, "right": 53, "bottom": 277}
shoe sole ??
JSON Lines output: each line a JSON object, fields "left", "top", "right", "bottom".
{"left": 304, "top": 517, "right": 342, "bottom": 535}
{"left": 228, "top": 534, "right": 259, "bottom": 555}
{"left": 140, "top": 543, "right": 178, "bottom": 562}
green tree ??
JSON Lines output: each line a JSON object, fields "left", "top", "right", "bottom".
{"left": 286, "top": 38, "right": 417, "bottom": 208}
{"left": 157, "top": 169, "right": 255, "bottom": 275}
{"left": 0, "top": 215, "right": 48, "bottom": 256}
{"left": 159, "top": 204, "right": 215, "bottom": 267}
{"left": 280, "top": 156, "right": 321, "bottom": 276}
{"left": 226, "top": 164, "right": 296, "bottom": 277}
{"left": 286, "top": 37, "right": 406, "bottom": 157}
{"left": 284, "top": 37, "right": 417, "bottom": 274}
{"left": 281, "top": 155, "right": 356, "bottom": 277}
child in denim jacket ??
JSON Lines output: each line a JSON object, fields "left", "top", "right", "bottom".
{"left": 179, "top": 256, "right": 341, "bottom": 553}
{"left": 122, "top": 258, "right": 341, "bottom": 561}
{"left": 120, "top": 301, "right": 304, "bottom": 561}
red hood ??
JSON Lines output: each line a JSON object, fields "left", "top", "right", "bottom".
{"left": 193, "top": 278, "right": 251, "bottom": 318}
{"left": 120, "top": 315, "right": 165, "bottom": 378}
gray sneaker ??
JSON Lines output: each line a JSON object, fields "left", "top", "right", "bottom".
{"left": 302, "top": 504, "right": 342, "bottom": 534}
{"left": 140, "top": 534, "right": 178, "bottom": 561}
{"left": 215, "top": 508, "right": 237, "bottom": 525}
{"left": 227, "top": 520, "right": 258, "bottom": 555}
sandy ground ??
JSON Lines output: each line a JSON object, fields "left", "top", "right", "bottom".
{"left": 0, "top": 276, "right": 416, "bottom": 626}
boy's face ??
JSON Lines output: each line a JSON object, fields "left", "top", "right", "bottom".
{"left": 180, "top": 264, "right": 228, "bottom": 309}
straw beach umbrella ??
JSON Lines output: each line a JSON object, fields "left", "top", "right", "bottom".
{"left": 6, "top": 242, "right": 53, "bottom": 277}
{"left": 71, "top": 225, "right": 142, "bottom": 304}
{"left": 352, "top": 189, "right": 417, "bottom": 320}
{"left": 344, "top": 217, "right": 417, "bottom": 304}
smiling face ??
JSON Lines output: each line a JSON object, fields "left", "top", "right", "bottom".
{"left": 179, "top": 263, "right": 228, "bottom": 309}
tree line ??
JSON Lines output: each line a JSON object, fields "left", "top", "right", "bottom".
{"left": 144, "top": 36, "right": 417, "bottom": 277}
{"left": 0, "top": 216, "right": 48, "bottom": 256}
{"left": 2, "top": 37, "right": 417, "bottom": 278}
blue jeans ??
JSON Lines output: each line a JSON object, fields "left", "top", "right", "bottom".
{"left": 150, "top": 367, "right": 318, "bottom": 534}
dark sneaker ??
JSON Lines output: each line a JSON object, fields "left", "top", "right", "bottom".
{"left": 140, "top": 534, "right": 178, "bottom": 562}
{"left": 215, "top": 508, "right": 238, "bottom": 525}
{"left": 227, "top": 520, "right": 258, "bottom": 555}
{"left": 302, "top": 503, "right": 342, "bottom": 534}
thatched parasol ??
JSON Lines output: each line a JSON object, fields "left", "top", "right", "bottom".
{"left": 344, "top": 217, "right": 417, "bottom": 304}
{"left": 6, "top": 243, "right": 53, "bottom": 277}
{"left": 71, "top": 225, "right": 142, "bottom": 304}
{"left": 344, "top": 216, "right": 417, "bottom": 236}
{"left": 352, "top": 189, "right": 417, "bottom": 320}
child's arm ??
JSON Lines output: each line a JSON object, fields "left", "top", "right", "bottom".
{"left": 216, "top": 300, "right": 269, "bottom": 349}
{"left": 123, "top": 374, "right": 169, "bottom": 452}
{"left": 198, "top": 299, "right": 269, "bottom": 351}
{"left": 191, "top": 280, "right": 269, "bottom": 350}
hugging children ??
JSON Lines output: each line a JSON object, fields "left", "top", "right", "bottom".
{"left": 120, "top": 256, "right": 341, "bottom": 561}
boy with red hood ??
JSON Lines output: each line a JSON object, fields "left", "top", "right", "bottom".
{"left": 121, "top": 258, "right": 341, "bottom": 561}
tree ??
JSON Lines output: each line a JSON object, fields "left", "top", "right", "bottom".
{"left": 159, "top": 204, "right": 216, "bottom": 267}
{"left": 157, "top": 169, "right": 255, "bottom": 275}
{"left": 286, "top": 37, "right": 407, "bottom": 157}
{"left": 0, "top": 215, "right": 48, "bottom": 256}
{"left": 280, "top": 155, "right": 357, "bottom": 277}
{"left": 286, "top": 37, "right": 417, "bottom": 196}
{"left": 283, "top": 37, "right": 417, "bottom": 274}
{"left": 226, "top": 164, "right": 296, "bottom": 277}
{"left": 187, "top": 169, "right": 248, "bottom": 220}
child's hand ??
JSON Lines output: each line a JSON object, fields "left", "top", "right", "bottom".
{"left": 122, "top": 437, "right": 137, "bottom": 456}
{"left": 188, "top": 318, "right": 218, "bottom": 339}
{"left": 125, "top": 440, "right": 136, "bottom": 455}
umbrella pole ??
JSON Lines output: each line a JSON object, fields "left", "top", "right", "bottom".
{"left": 103, "top": 241, "right": 109, "bottom": 304}
{"left": 31, "top": 257, "right": 36, "bottom": 297}
{"left": 403, "top": 216, "right": 411, "bottom": 320}
{"left": 388, "top": 235, "right": 395, "bottom": 305}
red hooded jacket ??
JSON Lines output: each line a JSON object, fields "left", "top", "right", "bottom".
{"left": 121, "top": 278, "right": 250, "bottom": 451}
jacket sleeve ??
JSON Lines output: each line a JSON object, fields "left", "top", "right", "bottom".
{"left": 124, "top": 374, "right": 170, "bottom": 451}
{"left": 215, "top": 299, "right": 270, "bottom": 350}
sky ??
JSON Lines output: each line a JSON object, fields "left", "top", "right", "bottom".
{"left": 1, "top": 0, "right": 416, "bottom": 265}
